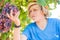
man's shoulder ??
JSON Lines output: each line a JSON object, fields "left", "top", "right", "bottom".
{"left": 47, "top": 18, "right": 60, "bottom": 22}
{"left": 26, "top": 22, "right": 36, "bottom": 28}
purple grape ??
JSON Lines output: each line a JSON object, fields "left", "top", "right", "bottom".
{"left": 6, "top": 8, "right": 10, "bottom": 14}
{"left": 5, "top": 2, "right": 10, "bottom": 8}
{"left": 0, "top": 2, "right": 19, "bottom": 33}
{"left": 4, "top": 22, "right": 11, "bottom": 27}
{"left": 2, "top": 2, "right": 19, "bottom": 16}
{"left": 0, "top": 14, "right": 11, "bottom": 33}
{"left": 0, "top": 22, "right": 2, "bottom": 26}
{"left": 0, "top": 26, "right": 3, "bottom": 30}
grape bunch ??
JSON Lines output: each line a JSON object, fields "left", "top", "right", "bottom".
{"left": 2, "top": 2, "right": 19, "bottom": 16}
{"left": 0, "top": 14, "right": 11, "bottom": 33}
{"left": 0, "top": 2, "right": 19, "bottom": 33}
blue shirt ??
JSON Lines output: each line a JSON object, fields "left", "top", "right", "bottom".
{"left": 22, "top": 18, "right": 60, "bottom": 40}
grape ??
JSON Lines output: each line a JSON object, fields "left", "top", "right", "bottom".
{"left": 4, "top": 22, "right": 11, "bottom": 27}
{"left": 0, "top": 26, "right": 3, "bottom": 30}
{"left": 0, "top": 14, "right": 11, "bottom": 33}
{"left": 2, "top": 2, "right": 19, "bottom": 16}
{"left": 0, "top": 2, "right": 19, "bottom": 33}
{"left": 0, "top": 21, "right": 2, "bottom": 26}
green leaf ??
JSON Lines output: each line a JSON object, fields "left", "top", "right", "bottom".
{"left": 37, "top": 0, "right": 47, "bottom": 6}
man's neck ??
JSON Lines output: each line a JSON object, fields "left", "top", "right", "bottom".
{"left": 36, "top": 18, "right": 47, "bottom": 30}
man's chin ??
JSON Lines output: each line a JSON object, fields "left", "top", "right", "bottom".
{"left": 33, "top": 19, "right": 37, "bottom": 22}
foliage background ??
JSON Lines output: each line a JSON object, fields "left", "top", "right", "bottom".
{"left": 0, "top": 0, "right": 60, "bottom": 40}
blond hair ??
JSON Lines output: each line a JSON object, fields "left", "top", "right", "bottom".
{"left": 28, "top": 2, "right": 49, "bottom": 17}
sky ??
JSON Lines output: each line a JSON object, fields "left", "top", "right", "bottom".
{"left": 49, "top": 3, "right": 60, "bottom": 19}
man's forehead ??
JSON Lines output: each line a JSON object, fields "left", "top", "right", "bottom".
{"left": 28, "top": 3, "right": 41, "bottom": 10}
